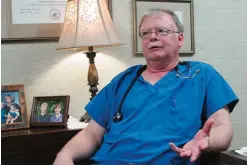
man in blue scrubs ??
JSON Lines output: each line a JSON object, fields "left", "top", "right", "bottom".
{"left": 54, "top": 9, "right": 239, "bottom": 165}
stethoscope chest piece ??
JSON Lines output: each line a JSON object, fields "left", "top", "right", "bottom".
{"left": 113, "top": 112, "right": 122, "bottom": 123}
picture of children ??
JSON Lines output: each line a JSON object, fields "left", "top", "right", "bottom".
{"left": 1, "top": 102, "right": 8, "bottom": 124}
{"left": 6, "top": 103, "right": 21, "bottom": 124}
{"left": 35, "top": 102, "right": 50, "bottom": 122}
{"left": 1, "top": 85, "right": 28, "bottom": 130}
{"left": 50, "top": 104, "right": 63, "bottom": 122}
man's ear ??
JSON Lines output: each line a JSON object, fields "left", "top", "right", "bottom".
{"left": 178, "top": 33, "right": 184, "bottom": 47}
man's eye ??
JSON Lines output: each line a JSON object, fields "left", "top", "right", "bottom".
{"left": 142, "top": 32, "right": 149, "bottom": 36}
{"left": 158, "top": 29, "right": 168, "bottom": 34}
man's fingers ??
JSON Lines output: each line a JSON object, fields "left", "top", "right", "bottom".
{"left": 180, "top": 150, "right": 192, "bottom": 157}
{"left": 169, "top": 143, "right": 184, "bottom": 153}
{"left": 202, "top": 118, "right": 214, "bottom": 134}
{"left": 190, "top": 149, "right": 201, "bottom": 162}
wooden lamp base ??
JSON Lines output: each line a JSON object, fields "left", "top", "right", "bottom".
{"left": 80, "top": 46, "right": 99, "bottom": 123}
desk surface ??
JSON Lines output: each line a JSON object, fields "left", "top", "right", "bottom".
{"left": 1, "top": 128, "right": 82, "bottom": 138}
{"left": 221, "top": 150, "right": 247, "bottom": 165}
{"left": 222, "top": 150, "right": 247, "bottom": 161}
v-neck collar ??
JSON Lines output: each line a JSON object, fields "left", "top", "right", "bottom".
{"left": 139, "top": 70, "right": 176, "bottom": 88}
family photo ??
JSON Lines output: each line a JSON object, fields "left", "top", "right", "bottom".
{"left": 35, "top": 101, "right": 64, "bottom": 123}
{"left": 1, "top": 92, "right": 22, "bottom": 125}
{"left": 30, "top": 95, "right": 70, "bottom": 127}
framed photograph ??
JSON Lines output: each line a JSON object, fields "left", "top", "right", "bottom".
{"left": 1, "top": 0, "right": 112, "bottom": 42}
{"left": 1, "top": 84, "right": 29, "bottom": 131}
{"left": 133, "top": 0, "right": 195, "bottom": 56}
{"left": 29, "top": 95, "right": 70, "bottom": 128}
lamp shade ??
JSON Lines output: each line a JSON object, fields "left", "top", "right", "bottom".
{"left": 57, "top": 0, "right": 122, "bottom": 50}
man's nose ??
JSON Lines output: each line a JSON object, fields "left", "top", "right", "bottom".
{"left": 150, "top": 31, "right": 158, "bottom": 38}
{"left": 149, "top": 31, "right": 159, "bottom": 41}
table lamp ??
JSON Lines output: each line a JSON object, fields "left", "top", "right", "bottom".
{"left": 57, "top": 0, "right": 122, "bottom": 122}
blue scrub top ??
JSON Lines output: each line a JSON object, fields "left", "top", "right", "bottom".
{"left": 85, "top": 61, "right": 239, "bottom": 165}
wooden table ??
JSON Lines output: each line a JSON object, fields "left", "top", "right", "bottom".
{"left": 1, "top": 128, "right": 91, "bottom": 165}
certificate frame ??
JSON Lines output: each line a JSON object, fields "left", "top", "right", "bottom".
{"left": 1, "top": 0, "right": 112, "bottom": 42}
{"left": 133, "top": 0, "right": 195, "bottom": 56}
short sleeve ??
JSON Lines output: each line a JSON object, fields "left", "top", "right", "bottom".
{"left": 84, "top": 83, "right": 113, "bottom": 129}
{"left": 204, "top": 65, "right": 239, "bottom": 118}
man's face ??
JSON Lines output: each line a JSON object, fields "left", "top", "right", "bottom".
{"left": 140, "top": 13, "right": 184, "bottom": 62}
{"left": 1, "top": 102, "right": 4, "bottom": 108}
{"left": 41, "top": 105, "right": 47, "bottom": 113}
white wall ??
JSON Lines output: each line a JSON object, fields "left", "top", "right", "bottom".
{"left": 1, "top": 0, "right": 246, "bottom": 149}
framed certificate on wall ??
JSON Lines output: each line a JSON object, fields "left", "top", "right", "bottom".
{"left": 1, "top": 0, "right": 112, "bottom": 42}
{"left": 133, "top": 0, "right": 195, "bottom": 56}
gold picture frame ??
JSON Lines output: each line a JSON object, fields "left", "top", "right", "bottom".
{"left": 1, "top": 0, "right": 112, "bottom": 42}
{"left": 133, "top": 0, "right": 195, "bottom": 56}
{"left": 1, "top": 84, "right": 29, "bottom": 131}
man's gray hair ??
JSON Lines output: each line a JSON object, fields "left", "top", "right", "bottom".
{"left": 139, "top": 8, "right": 184, "bottom": 33}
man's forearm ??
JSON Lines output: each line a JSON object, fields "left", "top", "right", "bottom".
{"left": 209, "top": 124, "right": 233, "bottom": 151}
{"left": 56, "top": 128, "right": 99, "bottom": 161}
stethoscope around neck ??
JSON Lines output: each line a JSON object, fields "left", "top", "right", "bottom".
{"left": 113, "top": 61, "right": 200, "bottom": 123}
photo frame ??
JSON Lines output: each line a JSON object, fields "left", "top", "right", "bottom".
{"left": 133, "top": 0, "right": 195, "bottom": 56}
{"left": 1, "top": 0, "right": 112, "bottom": 42}
{"left": 1, "top": 84, "right": 29, "bottom": 131}
{"left": 29, "top": 95, "right": 70, "bottom": 128}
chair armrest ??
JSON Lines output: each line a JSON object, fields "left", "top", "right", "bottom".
{"left": 74, "top": 158, "right": 94, "bottom": 165}
{"left": 200, "top": 151, "right": 221, "bottom": 165}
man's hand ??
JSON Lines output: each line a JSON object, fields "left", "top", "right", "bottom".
{"left": 169, "top": 118, "right": 214, "bottom": 162}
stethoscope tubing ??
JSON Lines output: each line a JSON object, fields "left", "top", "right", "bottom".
{"left": 113, "top": 61, "right": 198, "bottom": 123}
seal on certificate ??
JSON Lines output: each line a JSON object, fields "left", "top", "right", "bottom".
{"left": 49, "top": 9, "right": 61, "bottom": 20}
